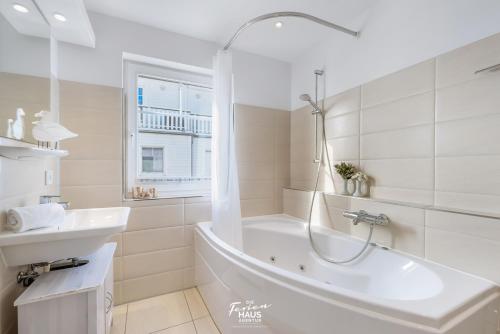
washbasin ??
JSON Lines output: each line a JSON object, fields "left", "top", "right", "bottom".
{"left": 0, "top": 207, "right": 130, "bottom": 266}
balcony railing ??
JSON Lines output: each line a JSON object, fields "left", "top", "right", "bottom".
{"left": 138, "top": 106, "right": 212, "bottom": 136}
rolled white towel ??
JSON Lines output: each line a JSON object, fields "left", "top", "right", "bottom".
{"left": 6, "top": 203, "right": 65, "bottom": 233}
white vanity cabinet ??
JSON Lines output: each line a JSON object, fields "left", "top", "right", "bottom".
{"left": 14, "top": 243, "right": 116, "bottom": 334}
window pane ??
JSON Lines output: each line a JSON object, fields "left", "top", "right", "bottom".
{"left": 129, "top": 65, "right": 212, "bottom": 198}
{"left": 184, "top": 85, "right": 212, "bottom": 116}
{"left": 142, "top": 147, "right": 163, "bottom": 173}
{"left": 138, "top": 76, "right": 180, "bottom": 111}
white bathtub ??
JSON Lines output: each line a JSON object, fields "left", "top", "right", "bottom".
{"left": 195, "top": 215, "right": 500, "bottom": 334}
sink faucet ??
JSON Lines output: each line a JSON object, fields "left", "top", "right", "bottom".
{"left": 343, "top": 210, "right": 389, "bottom": 226}
{"left": 40, "top": 195, "right": 71, "bottom": 210}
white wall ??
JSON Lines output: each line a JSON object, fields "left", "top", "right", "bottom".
{"left": 58, "top": 12, "right": 291, "bottom": 111}
{"left": 0, "top": 15, "right": 50, "bottom": 77}
{"left": 291, "top": 0, "right": 500, "bottom": 110}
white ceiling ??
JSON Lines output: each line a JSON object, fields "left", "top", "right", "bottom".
{"left": 0, "top": 0, "right": 95, "bottom": 47}
{"left": 83, "top": 0, "right": 374, "bottom": 62}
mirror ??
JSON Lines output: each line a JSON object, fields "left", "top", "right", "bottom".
{"left": 0, "top": 11, "right": 51, "bottom": 144}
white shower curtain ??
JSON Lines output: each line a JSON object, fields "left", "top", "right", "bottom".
{"left": 211, "top": 50, "right": 243, "bottom": 250}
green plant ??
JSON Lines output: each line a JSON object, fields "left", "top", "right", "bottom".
{"left": 334, "top": 162, "right": 357, "bottom": 180}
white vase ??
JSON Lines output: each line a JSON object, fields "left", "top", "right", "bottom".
{"left": 340, "top": 179, "right": 350, "bottom": 195}
{"left": 353, "top": 179, "right": 363, "bottom": 197}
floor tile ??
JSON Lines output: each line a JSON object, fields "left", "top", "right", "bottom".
{"left": 184, "top": 288, "right": 209, "bottom": 319}
{"left": 154, "top": 321, "right": 197, "bottom": 334}
{"left": 194, "top": 316, "right": 221, "bottom": 334}
{"left": 111, "top": 304, "right": 127, "bottom": 334}
{"left": 126, "top": 291, "right": 192, "bottom": 334}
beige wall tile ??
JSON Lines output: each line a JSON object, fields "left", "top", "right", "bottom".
{"left": 184, "top": 225, "right": 194, "bottom": 246}
{"left": 324, "top": 111, "right": 359, "bottom": 139}
{"left": 0, "top": 282, "right": 22, "bottom": 334}
{"left": 237, "top": 161, "right": 274, "bottom": 180}
{"left": 350, "top": 198, "right": 425, "bottom": 226}
{"left": 323, "top": 87, "right": 361, "bottom": 118}
{"left": 283, "top": 188, "right": 312, "bottom": 220}
{"left": 435, "top": 114, "right": 500, "bottom": 156}
{"left": 239, "top": 180, "right": 274, "bottom": 200}
{"left": 114, "top": 282, "right": 123, "bottom": 305}
{"left": 368, "top": 186, "right": 434, "bottom": 206}
{"left": 0, "top": 158, "right": 47, "bottom": 199}
{"left": 361, "top": 59, "right": 435, "bottom": 108}
{"left": 127, "top": 205, "right": 184, "bottom": 231}
{"left": 61, "top": 160, "right": 122, "bottom": 187}
{"left": 361, "top": 91, "right": 434, "bottom": 134}
{"left": 114, "top": 257, "right": 123, "bottom": 282}
{"left": 434, "top": 191, "right": 500, "bottom": 215}
{"left": 61, "top": 134, "right": 122, "bottom": 160}
{"left": 435, "top": 156, "right": 500, "bottom": 196}
{"left": 425, "top": 210, "right": 500, "bottom": 241}
{"left": 436, "top": 72, "right": 500, "bottom": 122}
{"left": 184, "top": 202, "right": 211, "bottom": 225}
{"left": 60, "top": 185, "right": 122, "bottom": 209}
{"left": 110, "top": 234, "right": 123, "bottom": 257}
{"left": 236, "top": 135, "right": 275, "bottom": 163}
{"left": 121, "top": 270, "right": 185, "bottom": 303}
{"left": 61, "top": 108, "right": 121, "bottom": 137}
{"left": 352, "top": 220, "right": 425, "bottom": 256}
{"left": 436, "top": 32, "right": 500, "bottom": 88}
{"left": 234, "top": 104, "right": 275, "bottom": 129}
{"left": 182, "top": 267, "right": 195, "bottom": 289}
{"left": 60, "top": 80, "right": 121, "bottom": 110}
{"left": 361, "top": 158, "right": 434, "bottom": 190}
{"left": 126, "top": 197, "right": 183, "bottom": 207}
{"left": 426, "top": 227, "right": 500, "bottom": 284}
{"left": 240, "top": 199, "right": 275, "bottom": 217}
{"left": 123, "top": 247, "right": 193, "bottom": 279}
{"left": 123, "top": 226, "right": 185, "bottom": 255}
{"left": 326, "top": 136, "right": 359, "bottom": 161}
{"left": 360, "top": 125, "right": 434, "bottom": 159}
{"left": 319, "top": 201, "right": 352, "bottom": 233}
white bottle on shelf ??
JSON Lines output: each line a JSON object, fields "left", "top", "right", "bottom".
{"left": 12, "top": 108, "right": 25, "bottom": 140}
{"left": 6, "top": 119, "right": 14, "bottom": 138}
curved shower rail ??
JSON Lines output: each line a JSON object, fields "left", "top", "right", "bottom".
{"left": 223, "top": 11, "right": 359, "bottom": 50}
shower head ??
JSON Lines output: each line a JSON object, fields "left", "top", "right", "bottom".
{"left": 299, "top": 94, "right": 322, "bottom": 114}
{"left": 299, "top": 93, "right": 312, "bottom": 102}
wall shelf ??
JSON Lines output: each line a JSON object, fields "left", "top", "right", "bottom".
{"left": 0, "top": 137, "right": 68, "bottom": 160}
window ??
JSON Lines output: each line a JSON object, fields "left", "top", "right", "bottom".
{"left": 137, "top": 87, "right": 143, "bottom": 106}
{"left": 124, "top": 59, "right": 212, "bottom": 199}
{"left": 141, "top": 147, "right": 164, "bottom": 174}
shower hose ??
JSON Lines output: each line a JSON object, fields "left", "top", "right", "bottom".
{"left": 307, "top": 111, "right": 375, "bottom": 264}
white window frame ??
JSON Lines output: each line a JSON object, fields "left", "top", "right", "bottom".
{"left": 122, "top": 55, "right": 212, "bottom": 200}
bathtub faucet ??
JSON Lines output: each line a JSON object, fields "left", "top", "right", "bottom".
{"left": 343, "top": 210, "right": 390, "bottom": 226}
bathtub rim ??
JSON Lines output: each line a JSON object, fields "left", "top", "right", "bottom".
{"left": 195, "top": 214, "right": 500, "bottom": 331}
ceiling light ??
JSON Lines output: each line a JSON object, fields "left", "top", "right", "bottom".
{"left": 53, "top": 13, "right": 67, "bottom": 22}
{"left": 275, "top": 21, "right": 283, "bottom": 29}
{"left": 12, "top": 3, "right": 29, "bottom": 13}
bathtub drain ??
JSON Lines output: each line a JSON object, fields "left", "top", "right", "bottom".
{"left": 270, "top": 256, "right": 276, "bottom": 263}
{"left": 299, "top": 264, "right": 306, "bottom": 272}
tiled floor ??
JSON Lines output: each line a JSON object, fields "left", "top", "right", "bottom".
{"left": 111, "top": 288, "right": 221, "bottom": 334}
